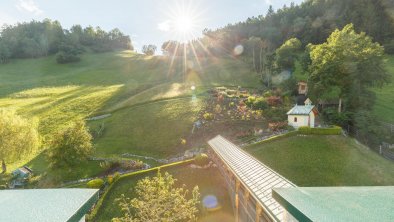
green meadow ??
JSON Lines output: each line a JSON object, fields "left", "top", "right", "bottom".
{"left": 0, "top": 50, "right": 257, "bottom": 179}
{"left": 245, "top": 134, "right": 394, "bottom": 186}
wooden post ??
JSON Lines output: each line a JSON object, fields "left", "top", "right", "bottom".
{"left": 235, "top": 180, "right": 240, "bottom": 222}
{"left": 256, "top": 204, "right": 262, "bottom": 222}
{"left": 244, "top": 190, "right": 250, "bottom": 206}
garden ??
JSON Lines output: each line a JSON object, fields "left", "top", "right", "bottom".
{"left": 87, "top": 157, "right": 234, "bottom": 222}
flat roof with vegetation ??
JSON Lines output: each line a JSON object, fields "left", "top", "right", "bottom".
{"left": 273, "top": 186, "right": 394, "bottom": 222}
{"left": 0, "top": 188, "right": 99, "bottom": 222}
{"left": 208, "top": 135, "right": 296, "bottom": 221}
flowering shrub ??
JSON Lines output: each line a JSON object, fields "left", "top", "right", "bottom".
{"left": 203, "top": 112, "right": 214, "bottom": 120}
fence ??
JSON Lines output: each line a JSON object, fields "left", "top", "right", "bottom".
{"left": 380, "top": 121, "right": 394, "bottom": 134}
{"left": 344, "top": 124, "right": 394, "bottom": 161}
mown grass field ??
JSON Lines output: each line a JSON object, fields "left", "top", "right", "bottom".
{"left": 94, "top": 165, "right": 234, "bottom": 222}
{"left": 90, "top": 97, "right": 203, "bottom": 158}
{"left": 245, "top": 135, "right": 394, "bottom": 186}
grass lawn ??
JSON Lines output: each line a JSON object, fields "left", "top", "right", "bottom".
{"left": 89, "top": 97, "right": 203, "bottom": 158}
{"left": 94, "top": 165, "right": 234, "bottom": 222}
{"left": 245, "top": 135, "right": 394, "bottom": 186}
{"left": 373, "top": 55, "right": 394, "bottom": 123}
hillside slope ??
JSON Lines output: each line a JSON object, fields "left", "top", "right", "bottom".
{"left": 0, "top": 51, "right": 260, "bottom": 170}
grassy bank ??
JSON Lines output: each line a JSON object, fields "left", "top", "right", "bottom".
{"left": 245, "top": 134, "right": 394, "bottom": 186}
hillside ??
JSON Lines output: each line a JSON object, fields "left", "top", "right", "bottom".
{"left": 0, "top": 50, "right": 259, "bottom": 173}
{"left": 0, "top": 49, "right": 392, "bottom": 186}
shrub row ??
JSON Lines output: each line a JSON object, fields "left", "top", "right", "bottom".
{"left": 298, "top": 126, "right": 342, "bottom": 135}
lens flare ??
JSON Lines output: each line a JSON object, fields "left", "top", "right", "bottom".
{"left": 233, "top": 44, "right": 244, "bottom": 56}
{"left": 202, "top": 195, "right": 219, "bottom": 210}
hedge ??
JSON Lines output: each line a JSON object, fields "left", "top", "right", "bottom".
{"left": 298, "top": 126, "right": 342, "bottom": 135}
{"left": 87, "top": 159, "right": 193, "bottom": 221}
{"left": 249, "top": 126, "right": 342, "bottom": 147}
{"left": 250, "top": 131, "right": 299, "bottom": 146}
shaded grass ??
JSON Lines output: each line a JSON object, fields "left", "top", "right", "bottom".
{"left": 95, "top": 164, "right": 234, "bottom": 222}
{"left": 245, "top": 135, "right": 394, "bottom": 186}
{"left": 25, "top": 152, "right": 104, "bottom": 186}
{"left": 373, "top": 55, "right": 394, "bottom": 123}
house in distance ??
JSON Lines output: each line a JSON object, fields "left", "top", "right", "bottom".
{"left": 287, "top": 98, "right": 318, "bottom": 128}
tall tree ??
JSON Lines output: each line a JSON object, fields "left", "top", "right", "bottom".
{"left": 308, "top": 24, "right": 389, "bottom": 114}
{"left": 48, "top": 121, "right": 93, "bottom": 168}
{"left": 0, "top": 110, "right": 40, "bottom": 171}
{"left": 142, "top": 44, "right": 157, "bottom": 56}
{"left": 275, "top": 38, "right": 301, "bottom": 71}
{"left": 113, "top": 171, "right": 200, "bottom": 222}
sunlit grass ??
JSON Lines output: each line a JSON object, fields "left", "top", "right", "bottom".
{"left": 246, "top": 135, "right": 394, "bottom": 186}
{"left": 90, "top": 98, "right": 202, "bottom": 158}
{"left": 0, "top": 50, "right": 260, "bottom": 178}
{"left": 0, "top": 85, "right": 121, "bottom": 139}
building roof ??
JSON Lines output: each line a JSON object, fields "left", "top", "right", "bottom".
{"left": 272, "top": 186, "right": 394, "bottom": 222}
{"left": 208, "top": 135, "right": 296, "bottom": 221}
{"left": 0, "top": 189, "right": 99, "bottom": 222}
{"left": 286, "top": 104, "right": 315, "bottom": 115}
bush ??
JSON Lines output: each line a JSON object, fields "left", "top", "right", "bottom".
{"left": 55, "top": 43, "right": 83, "bottom": 64}
{"left": 194, "top": 153, "right": 210, "bottom": 166}
{"left": 107, "top": 175, "right": 114, "bottom": 185}
{"left": 253, "top": 97, "right": 268, "bottom": 110}
{"left": 203, "top": 112, "right": 214, "bottom": 120}
{"left": 265, "top": 107, "right": 287, "bottom": 122}
{"left": 263, "top": 91, "right": 272, "bottom": 97}
{"left": 267, "top": 96, "right": 282, "bottom": 106}
{"left": 245, "top": 96, "right": 256, "bottom": 107}
{"left": 56, "top": 51, "right": 81, "bottom": 64}
{"left": 48, "top": 121, "right": 93, "bottom": 168}
{"left": 120, "top": 160, "right": 144, "bottom": 170}
{"left": 298, "top": 126, "right": 342, "bottom": 135}
{"left": 100, "top": 161, "right": 121, "bottom": 171}
{"left": 87, "top": 178, "right": 104, "bottom": 189}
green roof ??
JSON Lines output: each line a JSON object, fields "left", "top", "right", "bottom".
{"left": 0, "top": 188, "right": 99, "bottom": 222}
{"left": 272, "top": 186, "right": 394, "bottom": 222}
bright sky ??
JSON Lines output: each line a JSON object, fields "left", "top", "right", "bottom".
{"left": 0, "top": 0, "right": 303, "bottom": 52}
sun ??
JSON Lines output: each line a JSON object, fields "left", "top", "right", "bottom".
{"left": 174, "top": 16, "right": 193, "bottom": 34}
{"left": 158, "top": 0, "right": 205, "bottom": 42}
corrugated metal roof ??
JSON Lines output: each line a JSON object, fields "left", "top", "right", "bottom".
{"left": 287, "top": 105, "right": 314, "bottom": 115}
{"left": 208, "top": 135, "right": 296, "bottom": 221}
{"left": 0, "top": 189, "right": 99, "bottom": 222}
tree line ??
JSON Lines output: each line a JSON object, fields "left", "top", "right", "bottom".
{"left": 0, "top": 19, "right": 133, "bottom": 64}
{"left": 200, "top": 0, "right": 393, "bottom": 57}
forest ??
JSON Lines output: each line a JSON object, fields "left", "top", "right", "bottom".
{"left": 0, "top": 19, "right": 132, "bottom": 64}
